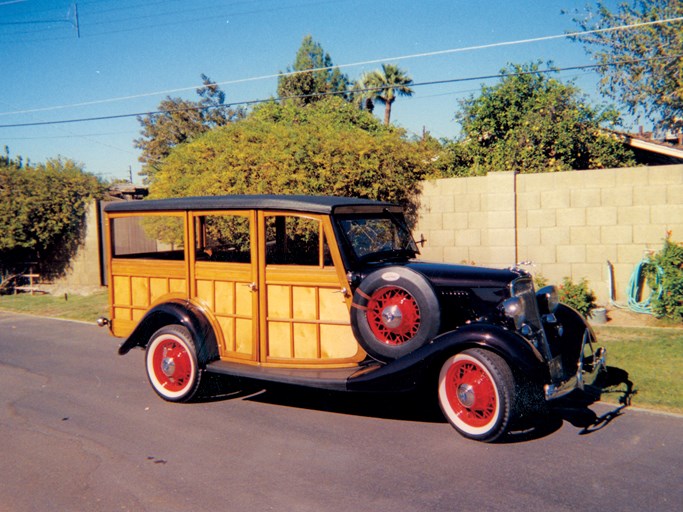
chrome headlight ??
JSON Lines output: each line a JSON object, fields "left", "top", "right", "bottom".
{"left": 536, "top": 285, "right": 559, "bottom": 315}
{"left": 503, "top": 296, "right": 526, "bottom": 329}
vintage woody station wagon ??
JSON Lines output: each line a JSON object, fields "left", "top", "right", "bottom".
{"left": 99, "top": 194, "right": 607, "bottom": 442}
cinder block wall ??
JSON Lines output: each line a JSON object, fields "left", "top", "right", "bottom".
{"left": 415, "top": 165, "right": 683, "bottom": 304}
{"left": 54, "top": 201, "right": 103, "bottom": 290}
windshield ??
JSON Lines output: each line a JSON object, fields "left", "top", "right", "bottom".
{"left": 337, "top": 212, "right": 418, "bottom": 262}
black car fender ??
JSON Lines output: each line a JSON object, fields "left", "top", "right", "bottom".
{"left": 548, "top": 303, "right": 595, "bottom": 377}
{"left": 421, "top": 323, "right": 549, "bottom": 380}
{"left": 347, "top": 323, "right": 549, "bottom": 393}
{"left": 117, "top": 299, "right": 219, "bottom": 366}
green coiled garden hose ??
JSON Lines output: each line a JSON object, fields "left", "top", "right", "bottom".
{"left": 609, "top": 259, "right": 663, "bottom": 315}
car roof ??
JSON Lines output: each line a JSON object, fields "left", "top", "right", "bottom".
{"left": 103, "top": 194, "right": 397, "bottom": 215}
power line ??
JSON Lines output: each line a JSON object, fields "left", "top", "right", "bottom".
{"left": 3, "top": 56, "right": 678, "bottom": 129}
{"left": 0, "top": 0, "right": 348, "bottom": 40}
{"left": 1, "top": 15, "right": 681, "bottom": 119}
{"left": 2, "top": 130, "right": 136, "bottom": 140}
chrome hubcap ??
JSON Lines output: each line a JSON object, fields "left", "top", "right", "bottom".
{"left": 381, "top": 305, "right": 403, "bottom": 328}
{"left": 457, "top": 383, "right": 475, "bottom": 407}
{"left": 161, "top": 357, "right": 176, "bottom": 377}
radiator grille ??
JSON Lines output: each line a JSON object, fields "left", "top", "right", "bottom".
{"left": 510, "top": 277, "right": 553, "bottom": 361}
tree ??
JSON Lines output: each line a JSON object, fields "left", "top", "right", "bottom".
{"left": 570, "top": 0, "right": 683, "bottom": 131}
{"left": 145, "top": 97, "right": 439, "bottom": 223}
{"left": 135, "top": 75, "right": 244, "bottom": 177}
{"left": 447, "top": 62, "right": 636, "bottom": 175}
{"left": 358, "top": 64, "right": 414, "bottom": 126}
{"left": 0, "top": 156, "right": 103, "bottom": 278}
{"left": 197, "top": 74, "right": 243, "bottom": 128}
{"left": 0, "top": 153, "right": 28, "bottom": 256}
{"left": 276, "top": 35, "right": 350, "bottom": 105}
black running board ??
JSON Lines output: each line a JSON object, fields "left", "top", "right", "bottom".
{"left": 206, "top": 360, "right": 380, "bottom": 391}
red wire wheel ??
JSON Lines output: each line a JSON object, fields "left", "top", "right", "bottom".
{"left": 366, "top": 286, "right": 421, "bottom": 345}
{"left": 438, "top": 349, "right": 515, "bottom": 442}
{"left": 146, "top": 325, "right": 202, "bottom": 402}
{"left": 351, "top": 267, "right": 440, "bottom": 361}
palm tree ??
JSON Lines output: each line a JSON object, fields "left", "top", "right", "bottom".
{"left": 359, "top": 64, "right": 414, "bottom": 125}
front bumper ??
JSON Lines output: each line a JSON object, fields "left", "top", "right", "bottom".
{"left": 544, "top": 328, "right": 607, "bottom": 401}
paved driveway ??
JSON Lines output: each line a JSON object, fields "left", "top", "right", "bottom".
{"left": 0, "top": 312, "right": 681, "bottom": 511}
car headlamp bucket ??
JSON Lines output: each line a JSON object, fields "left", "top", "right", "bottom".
{"left": 536, "top": 285, "right": 559, "bottom": 315}
{"left": 502, "top": 296, "right": 526, "bottom": 329}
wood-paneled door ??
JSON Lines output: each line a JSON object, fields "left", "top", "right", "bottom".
{"left": 190, "top": 211, "right": 259, "bottom": 362}
{"left": 257, "top": 212, "right": 364, "bottom": 367}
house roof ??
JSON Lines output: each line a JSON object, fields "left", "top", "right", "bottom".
{"left": 615, "top": 131, "right": 683, "bottom": 165}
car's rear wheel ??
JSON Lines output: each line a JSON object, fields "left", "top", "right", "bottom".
{"left": 438, "top": 348, "right": 515, "bottom": 442}
{"left": 146, "top": 325, "right": 202, "bottom": 402}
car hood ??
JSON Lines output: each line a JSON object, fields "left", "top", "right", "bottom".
{"left": 405, "top": 261, "right": 525, "bottom": 290}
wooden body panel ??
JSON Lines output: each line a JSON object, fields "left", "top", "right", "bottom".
{"left": 110, "top": 259, "right": 188, "bottom": 337}
{"left": 262, "top": 266, "right": 361, "bottom": 364}
{"left": 194, "top": 261, "right": 257, "bottom": 360}
{"left": 104, "top": 207, "right": 365, "bottom": 368}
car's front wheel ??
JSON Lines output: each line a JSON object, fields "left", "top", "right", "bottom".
{"left": 146, "top": 325, "right": 203, "bottom": 402}
{"left": 438, "top": 348, "right": 515, "bottom": 442}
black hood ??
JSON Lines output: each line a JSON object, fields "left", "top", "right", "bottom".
{"left": 404, "top": 261, "right": 528, "bottom": 329}
{"left": 405, "top": 261, "right": 525, "bottom": 290}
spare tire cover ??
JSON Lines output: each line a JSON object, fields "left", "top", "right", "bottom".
{"left": 351, "top": 266, "right": 441, "bottom": 361}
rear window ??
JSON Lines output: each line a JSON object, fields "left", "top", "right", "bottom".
{"left": 110, "top": 214, "right": 185, "bottom": 260}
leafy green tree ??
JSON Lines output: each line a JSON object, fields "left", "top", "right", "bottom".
{"left": 570, "top": 0, "right": 683, "bottom": 131}
{"left": 146, "top": 97, "right": 439, "bottom": 223}
{"left": 0, "top": 153, "right": 29, "bottom": 255}
{"left": 358, "top": 64, "right": 414, "bottom": 126}
{"left": 276, "top": 35, "right": 350, "bottom": 105}
{"left": 0, "top": 156, "right": 103, "bottom": 278}
{"left": 447, "top": 62, "right": 636, "bottom": 175}
{"left": 135, "top": 75, "right": 244, "bottom": 177}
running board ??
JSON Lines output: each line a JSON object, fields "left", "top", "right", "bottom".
{"left": 206, "top": 360, "right": 379, "bottom": 391}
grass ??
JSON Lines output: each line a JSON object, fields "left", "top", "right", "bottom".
{"left": 593, "top": 325, "right": 683, "bottom": 414}
{"left": 0, "top": 292, "right": 680, "bottom": 414}
{"left": 0, "top": 290, "right": 109, "bottom": 323}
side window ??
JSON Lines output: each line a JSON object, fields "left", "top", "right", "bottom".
{"left": 265, "top": 215, "right": 331, "bottom": 266}
{"left": 195, "top": 214, "right": 251, "bottom": 263}
{"left": 111, "top": 215, "right": 185, "bottom": 260}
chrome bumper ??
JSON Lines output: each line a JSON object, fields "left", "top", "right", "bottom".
{"left": 544, "top": 329, "right": 607, "bottom": 401}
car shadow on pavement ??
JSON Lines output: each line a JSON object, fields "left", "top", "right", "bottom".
{"left": 501, "top": 365, "right": 636, "bottom": 443}
{"left": 194, "top": 374, "right": 440, "bottom": 422}
{"left": 199, "top": 365, "right": 636, "bottom": 443}
{"left": 243, "top": 384, "right": 447, "bottom": 424}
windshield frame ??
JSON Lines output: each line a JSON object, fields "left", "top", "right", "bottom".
{"left": 333, "top": 209, "right": 419, "bottom": 266}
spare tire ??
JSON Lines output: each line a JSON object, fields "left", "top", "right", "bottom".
{"left": 351, "top": 266, "right": 441, "bottom": 361}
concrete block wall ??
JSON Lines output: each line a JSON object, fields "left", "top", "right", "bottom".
{"left": 415, "top": 165, "right": 683, "bottom": 305}
{"left": 54, "top": 201, "right": 103, "bottom": 291}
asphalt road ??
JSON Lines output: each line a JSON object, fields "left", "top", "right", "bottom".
{"left": 0, "top": 311, "right": 681, "bottom": 512}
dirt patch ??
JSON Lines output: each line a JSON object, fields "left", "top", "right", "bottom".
{"left": 592, "top": 307, "right": 682, "bottom": 328}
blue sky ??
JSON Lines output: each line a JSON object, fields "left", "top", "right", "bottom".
{"left": 1, "top": 0, "right": 626, "bottom": 182}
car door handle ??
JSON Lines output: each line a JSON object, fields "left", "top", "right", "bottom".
{"left": 244, "top": 282, "right": 257, "bottom": 292}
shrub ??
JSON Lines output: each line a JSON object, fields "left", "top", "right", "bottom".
{"left": 646, "top": 235, "right": 683, "bottom": 322}
{"left": 533, "top": 274, "right": 548, "bottom": 288}
{"left": 558, "top": 277, "right": 597, "bottom": 318}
